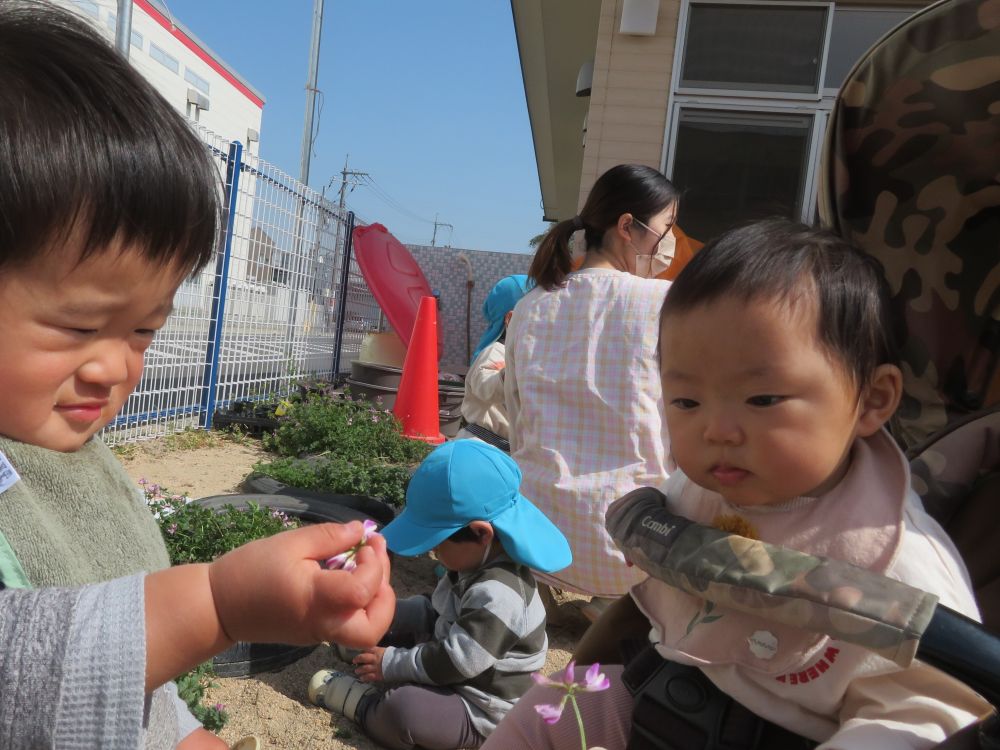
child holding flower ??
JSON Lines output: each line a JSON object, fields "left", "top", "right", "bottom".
{"left": 0, "top": 4, "right": 393, "bottom": 748}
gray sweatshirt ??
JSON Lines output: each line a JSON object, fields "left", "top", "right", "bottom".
{"left": 0, "top": 573, "right": 198, "bottom": 749}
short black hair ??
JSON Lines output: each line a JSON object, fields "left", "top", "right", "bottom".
{"left": 661, "top": 218, "right": 900, "bottom": 386}
{"left": 0, "top": 1, "right": 220, "bottom": 273}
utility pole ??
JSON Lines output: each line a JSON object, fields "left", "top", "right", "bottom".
{"left": 431, "top": 214, "right": 453, "bottom": 247}
{"left": 337, "top": 155, "right": 369, "bottom": 218}
{"left": 114, "top": 0, "right": 133, "bottom": 60}
{"left": 298, "top": 0, "right": 324, "bottom": 185}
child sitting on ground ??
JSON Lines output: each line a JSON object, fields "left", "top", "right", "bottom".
{"left": 309, "top": 440, "right": 572, "bottom": 749}
{"left": 481, "top": 219, "right": 989, "bottom": 749}
{"left": 456, "top": 274, "right": 530, "bottom": 452}
{"left": 0, "top": 4, "right": 394, "bottom": 749}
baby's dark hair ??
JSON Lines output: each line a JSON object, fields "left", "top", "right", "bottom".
{"left": 0, "top": 1, "right": 219, "bottom": 273}
{"left": 661, "top": 218, "right": 900, "bottom": 387}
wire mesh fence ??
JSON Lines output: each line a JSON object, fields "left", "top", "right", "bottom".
{"left": 103, "top": 129, "right": 382, "bottom": 446}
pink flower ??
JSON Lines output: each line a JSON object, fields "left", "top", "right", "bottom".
{"left": 534, "top": 698, "right": 567, "bottom": 724}
{"left": 532, "top": 662, "right": 611, "bottom": 749}
{"left": 325, "top": 519, "right": 379, "bottom": 570}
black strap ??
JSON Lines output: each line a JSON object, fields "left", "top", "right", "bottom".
{"left": 623, "top": 643, "right": 816, "bottom": 750}
{"left": 463, "top": 422, "right": 510, "bottom": 453}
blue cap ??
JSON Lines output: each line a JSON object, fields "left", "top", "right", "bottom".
{"left": 381, "top": 441, "right": 572, "bottom": 573}
{"left": 470, "top": 274, "right": 530, "bottom": 364}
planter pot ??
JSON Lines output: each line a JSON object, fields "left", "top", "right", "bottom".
{"left": 192, "top": 491, "right": 394, "bottom": 677}
{"left": 213, "top": 401, "right": 281, "bottom": 436}
{"left": 345, "top": 377, "right": 466, "bottom": 418}
{"left": 351, "top": 360, "right": 464, "bottom": 391}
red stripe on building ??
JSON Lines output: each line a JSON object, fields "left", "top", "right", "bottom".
{"left": 134, "top": 0, "right": 264, "bottom": 109}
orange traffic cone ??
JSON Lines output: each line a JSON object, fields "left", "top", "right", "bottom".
{"left": 393, "top": 296, "right": 446, "bottom": 445}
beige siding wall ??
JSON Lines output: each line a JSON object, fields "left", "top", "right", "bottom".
{"left": 578, "top": 0, "right": 681, "bottom": 209}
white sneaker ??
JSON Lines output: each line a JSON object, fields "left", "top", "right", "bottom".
{"left": 230, "top": 738, "right": 262, "bottom": 750}
{"left": 308, "top": 669, "right": 377, "bottom": 722}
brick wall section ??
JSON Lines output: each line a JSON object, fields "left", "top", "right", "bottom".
{"left": 406, "top": 245, "right": 533, "bottom": 369}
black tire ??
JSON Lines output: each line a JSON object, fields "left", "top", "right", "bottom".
{"left": 192, "top": 491, "right": 394, "bottom": 677}
{"left": 238, "top": 475, "right": 397, "bottom": 526}
{"left": 211, "top": 642, "right": 318, "bottom": 679}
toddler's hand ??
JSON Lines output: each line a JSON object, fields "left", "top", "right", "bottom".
{"left": 486, "top": 360, "right": 506, "bottom": 371}
{"left": 354, "top": 646, "right": 386, "bottom": 683}
{"left": 207, "top": 522, "right": 395, "bottom": 648}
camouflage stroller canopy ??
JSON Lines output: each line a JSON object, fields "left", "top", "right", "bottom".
{"left": 818, "top": 0, "right": 1000, "bottom": 450}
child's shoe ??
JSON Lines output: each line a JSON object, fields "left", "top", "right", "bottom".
{"left": 230, "top": 738, "right": 262, "bottom": 750}
{"left": 308, "top": 669, "right": 377, "bottom": 722}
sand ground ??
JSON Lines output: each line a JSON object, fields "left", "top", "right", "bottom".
{"left": 116, "top": 435, "right": 590, "bottom": 750}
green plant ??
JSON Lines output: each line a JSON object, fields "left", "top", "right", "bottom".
{"left": 144, "top": 480, "right": 299, "bottom": 565}
{"left": 175, "top": 661, "right": 228, "bottom": 732}
{"left": 252, "top": 455, "right": 412, "bottom": 506}
{"left": 263, "top": 393, "right": 431, "bottom": 465}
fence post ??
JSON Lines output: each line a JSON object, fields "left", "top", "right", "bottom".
{"left": 200, "top": 140, "right": 243, "bottom": 428}
{"left": 331, "top": 210, "right": 356, "bottom": 377}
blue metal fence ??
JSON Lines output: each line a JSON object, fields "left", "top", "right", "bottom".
{"left": 102, "top": 132, "right": 383, "bottom": 445}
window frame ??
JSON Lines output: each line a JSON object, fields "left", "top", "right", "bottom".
{"left": 149, "top": 42, "right": 180, "bottom": 74}
{"left": 661, "top": 0, "right": 917, "bottom": 232}
{"left": 672, "top": 0, "right": 835, "bottom": 102}
{"left": 184, "top": 68, "right": 211, "bottom": 96}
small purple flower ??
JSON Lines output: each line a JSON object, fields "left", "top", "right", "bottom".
{"left": 138, "top": 478, "right": 148, "bottom": 486}
{"left": 213, "top": 702, "right": 225, "bottom": 712}
{"left": 167, "top": 523, "right": 178, "bottom": 535}
{"left": 325, "top": 519, "right": 379, "bottom": 570}
{"left": 532, "top": 662, "right": 610, "bottom": 749}
{"left": 534, "top": 698, "right": 567, "bottom": 724}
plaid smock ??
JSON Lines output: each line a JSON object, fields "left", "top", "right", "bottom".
{"left": 504, "top": 268, "right": 671, "bottom": 597}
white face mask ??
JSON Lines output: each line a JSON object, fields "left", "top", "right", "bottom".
{"left": 649, "top": 230, "right": 677, "bottom": 277}
{"left": 629, "top": 218, "right": 675, "bottom": 279}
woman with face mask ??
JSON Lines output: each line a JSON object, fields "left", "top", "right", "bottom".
{"left": 504, "top": 164, "right": 680, "bottom": 622}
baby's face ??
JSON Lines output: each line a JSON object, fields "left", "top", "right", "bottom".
{"left": 0, "top": 244, "right": 185, "bottom": 451}
{"left": 659, "top": 295, "right": 863, "bottom": 506}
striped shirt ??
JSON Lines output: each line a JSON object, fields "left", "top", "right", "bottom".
{"left": 380, "top": 555, "right": 547, "bottom": 735}
{"left": 505, "top": 268, "right": 671, "bottom": 597}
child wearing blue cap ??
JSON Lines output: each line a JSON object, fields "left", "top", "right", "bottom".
{"left": 457, "top": 274, "right": 530, "bottom": 451}
{"left": 309, "top": 440, "right": 571, "bottom": 749}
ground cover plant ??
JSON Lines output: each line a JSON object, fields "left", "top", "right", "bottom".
{"left": 252, "top": 392, "right": 430, "bottom": 506}
{"left": 144, "top": 480, "right": 298, "bottom": 731}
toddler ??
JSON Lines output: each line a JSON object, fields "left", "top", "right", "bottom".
{"left": 0, "top": 4, "right": 393, "bottom": 749}
{"left": 482, "top": 219, "right": 988, "bottom": 749}
{"left": 457, "top": 274, "right": 530, "bottom": 451}
{"left": 309, "top": 440, "right": 572, "bottom": 749}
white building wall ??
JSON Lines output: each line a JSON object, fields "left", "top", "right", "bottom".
{"left": 57, "top": 0, "right": 267, "bottom": 284}
{"left": 57, "top": 0, "right": 264, "bottom": 152}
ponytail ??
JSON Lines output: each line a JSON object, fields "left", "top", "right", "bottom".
{"left": 529, "top": 218, "right": 579, "bottom": 291}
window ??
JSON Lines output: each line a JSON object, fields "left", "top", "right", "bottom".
{"left": 680, "top": 3, "right": 829, "bottom": 94}
{"left": 131, "top": 30, "right": 144, "bottom": 49}
{"left": 823, "top": 8, "right": 914, "bottom": 89}
{"left": 71, "top": 0, "right": 99, "bottom": 19}
{"left": 671, "top": 109, "right": 813, "bottom": 240}
{"left": 149, "top": 42, "right": 179, "bottom": 74}
{"left": 184, "top": 68, "right": 211, "bottom": 95}
{"left": 664, "top": 1, "right": 918, "bottom": 242}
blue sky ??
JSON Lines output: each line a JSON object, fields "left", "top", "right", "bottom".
{"left": 163, "top": 0, "right": 546, "bottom": 253}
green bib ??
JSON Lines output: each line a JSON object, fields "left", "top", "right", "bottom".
{"left": 0, "top": 436, "right": 169, "bottom": 588}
